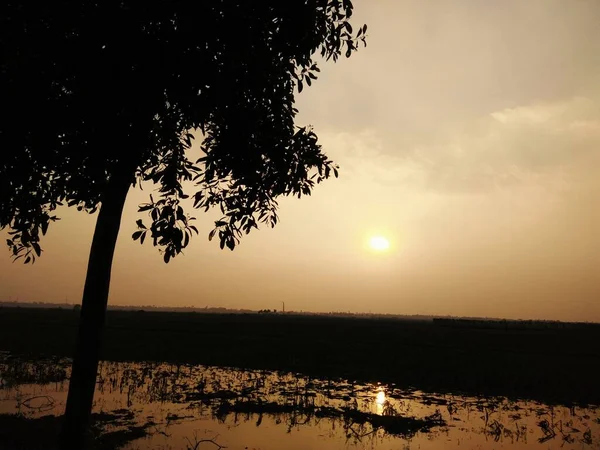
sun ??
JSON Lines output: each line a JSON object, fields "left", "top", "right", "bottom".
{"left": 369, "top": 236, "right": 390, "bottom": 251}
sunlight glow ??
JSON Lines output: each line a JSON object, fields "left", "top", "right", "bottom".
{"left": 369, "top": 236, "right": 390, "bottom": 251}
{"left": 376, "top": 390, "right": 386, "bottom": 405}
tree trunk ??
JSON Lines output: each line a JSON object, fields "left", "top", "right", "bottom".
{"left": 58, "top": 165, "right": 133, "bottom": 450}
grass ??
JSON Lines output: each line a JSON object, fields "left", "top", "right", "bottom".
{"left": 1, "top": 307, "right": 599, "bottom": 405}
{"left": 0, "top": 354, "right": 69, "bottom": 386}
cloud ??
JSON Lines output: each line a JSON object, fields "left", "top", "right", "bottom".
{"left": 323, "top": 97, "right": 600, "bottom": 195}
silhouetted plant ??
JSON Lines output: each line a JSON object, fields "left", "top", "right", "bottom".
{"left": 4, "top": 355, "right": 600, "bottom": 447}
{"left": 0, "top": 1, "right": 366, "bottom": 448}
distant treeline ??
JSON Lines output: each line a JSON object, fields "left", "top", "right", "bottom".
{"left": 1, "top": 301, "right": 598, "bottom": 327}
{"left": 0, "top": 302, "right": 436, "bottom": 321}
{"left": 0, "top": 301, "right": 254, "bottom": 315}
{"left": 433, "top": 317, "right": 600, "bottom": 330}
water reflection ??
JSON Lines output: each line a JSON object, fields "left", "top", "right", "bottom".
{"left": 1, "top": 355, "right": 599, "bottom": 449}
{"left": 375, "top": 388, "right": 386, "bottom": 415}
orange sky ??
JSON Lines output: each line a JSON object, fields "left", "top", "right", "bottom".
{"left": 1, "top": 0, "right": 599, "bottom": 321}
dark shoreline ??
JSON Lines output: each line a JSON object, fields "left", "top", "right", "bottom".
{"left": 1, "top": 307, "right": 599, "bottom": 406}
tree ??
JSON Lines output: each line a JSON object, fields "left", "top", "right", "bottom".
{"left": 0, "top": 1, "right": 366, "bottom": 448}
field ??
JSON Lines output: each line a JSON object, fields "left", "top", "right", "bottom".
{"left": 1, "top": 307, "right": 599, "bottom": 406}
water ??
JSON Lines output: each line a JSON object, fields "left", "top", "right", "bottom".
{"left": 1, "top": 354, "right": 598, "bottom": 449}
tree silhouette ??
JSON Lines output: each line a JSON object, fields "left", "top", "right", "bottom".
{"left": 1, "top": 1, "right": 366, "bottom": 448}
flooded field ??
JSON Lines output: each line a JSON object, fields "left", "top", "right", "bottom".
{"left": 1, "top": 354, "right": 599, "bottom": 449}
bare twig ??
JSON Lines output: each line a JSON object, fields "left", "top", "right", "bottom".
{"left": 185, "top": 431, "right": 227, "bottom": 450}
{"left": 19, "top": 395, "right": 55, "bottom": 412}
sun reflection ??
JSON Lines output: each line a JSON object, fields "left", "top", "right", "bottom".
{"left": 376, "top": 390, "right": 386, "bottom": 405}
{"left": 375, "top": 389, "right": 386, "bottom": 415}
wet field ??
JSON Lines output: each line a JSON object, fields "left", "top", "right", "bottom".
{"left": 1, "top": 308, "right": 599, "bottom": 405}
{"left": 1, "top": 354, "right": 599, "bottom": 449}
{"left": 1, "top": 308, "right": 599, "bottom": 448}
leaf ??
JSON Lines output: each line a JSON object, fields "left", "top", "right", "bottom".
{"left": 32, "top": 243, "right": 41, "bottom": 257}
{"left": 2, "top": 3, "right": 361, "bottom": 267}
{"left": 24, "top": 256, "right": 31, "bottom": 264}
{"left": 208, "top": 229, "right": 216, "bottom": 241}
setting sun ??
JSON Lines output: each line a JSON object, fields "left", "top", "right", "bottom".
{"left": 369, "top": 236, "right": 390, "bottom": 251}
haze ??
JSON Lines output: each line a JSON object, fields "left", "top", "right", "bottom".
{"left": 1, "top": 0, "right": 599, "bottom": 322}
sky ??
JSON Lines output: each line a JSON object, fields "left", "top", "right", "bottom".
{"left": 1, "top": 0, "right": 599, "bottom": 321}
